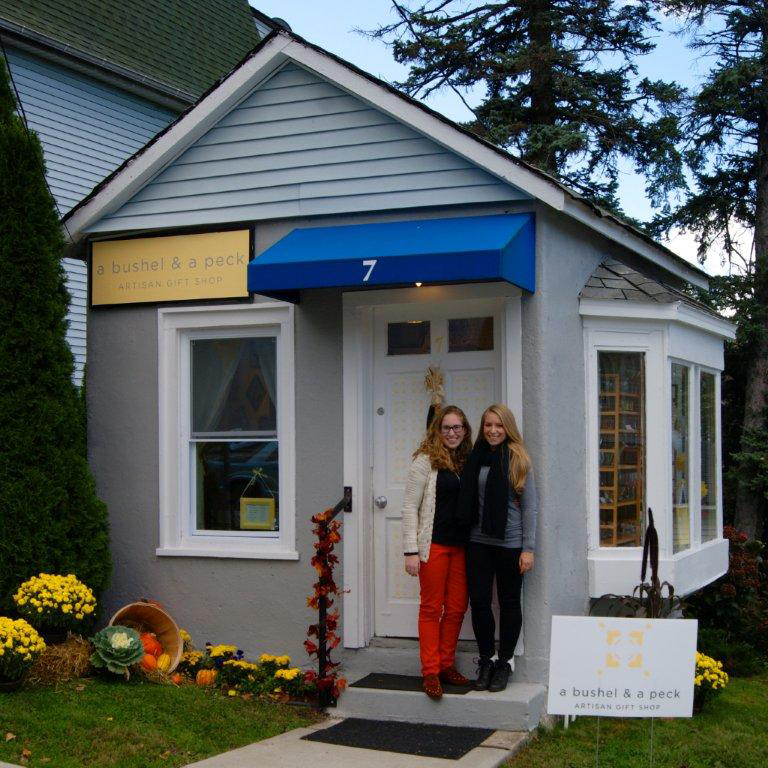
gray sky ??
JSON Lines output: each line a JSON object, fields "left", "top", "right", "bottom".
{"left": 250, "top": 2, "right": 732, "bottom": 275}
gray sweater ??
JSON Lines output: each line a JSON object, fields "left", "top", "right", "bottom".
{"left": 470, "top": 467, "right": 537, "bottom": 551}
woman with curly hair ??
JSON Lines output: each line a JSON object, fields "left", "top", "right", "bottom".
{"left": 401, "top": 405, "right": 473, "bottom": 700}
{"left": 458, "top": 403, "right": 537, "bottom": 693}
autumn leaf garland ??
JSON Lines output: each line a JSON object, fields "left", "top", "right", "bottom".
{"left": 305, "top": 508, "right": 346, "bottom": 701}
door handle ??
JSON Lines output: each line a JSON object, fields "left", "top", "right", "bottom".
{"left": 374, "top": 496, "right": 388, "bottom": 509}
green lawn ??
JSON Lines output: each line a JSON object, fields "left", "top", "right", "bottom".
{"left": 509, "top": 674, "right": 768, "bottom": 768}
{"left": 0, "top": 678, "right": 318, "bottom": 768}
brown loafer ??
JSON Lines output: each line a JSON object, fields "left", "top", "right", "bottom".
{"left": 422, "top": 674, "right": 443, "bottom": 700}
{"left": 439, "top": 666, "right": 471, "bottom": 686}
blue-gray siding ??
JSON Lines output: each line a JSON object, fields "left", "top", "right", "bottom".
{"left": 63, "top": 257, "right": 87, "bottom": 386}
{"left": 88, "top": 63, "right": 528, "bottom": 232}
{"left": 6, "top": 47, "right": 178, "bottom": 384}
{"left": 6, "top": 48, "right": 177, "bottom": 215}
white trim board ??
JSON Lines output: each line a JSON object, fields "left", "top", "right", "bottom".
{"left": 63, "top": 30, "right": 709, "bottom": 290}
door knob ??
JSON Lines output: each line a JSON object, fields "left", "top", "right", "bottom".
{"left": 374, "top": 496, "right": 388, "bottom": 509}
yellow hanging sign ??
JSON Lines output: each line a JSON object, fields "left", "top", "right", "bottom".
{"left": 91, "top": 230, "right": 250, "bottom": 305}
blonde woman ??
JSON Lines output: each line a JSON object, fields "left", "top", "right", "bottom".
{"left": 401, "top": 405, "right": 473, "bottom": 700}
{"left": 457, "top": 404, "right": 537, "bottom": 693}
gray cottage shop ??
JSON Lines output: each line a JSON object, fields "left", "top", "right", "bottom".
{"left": 64, "top": 30, "right": 734, "bottom": 729}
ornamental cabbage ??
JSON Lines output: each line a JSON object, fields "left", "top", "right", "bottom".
{"left": 90, "top": 625, "right": 144, "bottom": 677}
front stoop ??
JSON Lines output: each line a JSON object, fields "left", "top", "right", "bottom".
{"left": 338, "top": 640, "right": 547, "bottom": 731}
{"left": 334, "top": 682, "right": 546, "bottom": 731}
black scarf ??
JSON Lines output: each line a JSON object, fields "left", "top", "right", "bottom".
{"left": 457, "top": 439, "right": 510, "bottom": 539}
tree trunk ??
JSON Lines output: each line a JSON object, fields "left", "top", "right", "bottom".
{"left": 734, "top": 9, "right": 768, "bottom": 539}
{"left": 523, "top": 0, "right": 557, "bottom": 173}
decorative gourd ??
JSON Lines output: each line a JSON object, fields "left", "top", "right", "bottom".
{"left": 195, "top": 669, "right": 218, "bottom": 686}
{"left": 156, "top": 653, "right": 171, "bottom": 672}
{"left": 171, "top": 673, "right": 183, "bottom": 685}
{"left": 141, "top": 632, "right": 163, "bottom": 657}
{"left": 140, "top": 653, "right": 158, "bottom": 671}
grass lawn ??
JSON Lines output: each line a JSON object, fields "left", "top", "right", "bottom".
{"left": 508, "top": 674, "right": 767, "bottom": 767}
{"left": 0, "top": 677, "right": 319, "bottom": 768}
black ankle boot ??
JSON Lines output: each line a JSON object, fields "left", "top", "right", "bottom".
{"left": 473, "top": 657, "right": 493, "bottom": 691}
{"left": 488, "top": 659, "right": 511, "bottom": 692}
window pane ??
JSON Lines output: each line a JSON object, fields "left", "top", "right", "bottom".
{"left": 194, "top": 441, "right": 279, "bottom": 532}
{"left": 672, "top": 363, "right": 690, "bottom": 553}
{"left": 387, "top": 321, "right": 430, "bottom": 355}
{"left": 192, "top": 337, "right": 276, "bottom": 435}
{"left": 700, "top": 372, "right": 718, "bottom": 543}
{"left": 448, "top": 317, "right": 493, "bottom": 352}
{"left": 598, "top": 352, "right": 645, "bottom": 547}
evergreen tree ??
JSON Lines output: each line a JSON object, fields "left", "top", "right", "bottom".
{"left": 657, "top": 1, "right": 768, "bottom": 538}
{"left": 369, "top": 0, "right": 685, "bottom": 211}
{"left": 0, "top": 60, "right": 111, "bottom": 610}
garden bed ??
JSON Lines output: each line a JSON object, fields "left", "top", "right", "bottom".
{"left": 508, "top": 673, "right": 768, "bottom": 768}
{"left": 0, "top": 677, "right": 320, "bottom": 768}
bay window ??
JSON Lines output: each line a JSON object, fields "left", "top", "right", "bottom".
{"left": 582, "top": 304, "right": 733, "bottom": 597}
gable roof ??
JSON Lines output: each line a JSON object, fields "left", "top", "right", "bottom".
{"left": 62, "top": 28, "right": 710, "bottom": 289}
{"left": 0, "top": 0, "right": 263, "bottom": 102}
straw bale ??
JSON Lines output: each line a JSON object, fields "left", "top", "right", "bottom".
{"left": 27, "top": 633, "right": 92, "bottom": 685}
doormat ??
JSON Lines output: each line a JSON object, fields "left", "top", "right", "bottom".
{"left": 303, "top": 717, "right": 494, "bottom": 760}
{"left": 351, "top": 672, "right": 473, "bottom": 695}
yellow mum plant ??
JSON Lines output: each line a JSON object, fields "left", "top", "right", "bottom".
{"left": 13, "top": 573, "right": 96, "bottom": 632}
{"left": 0, "top": 617, "right": 46, "bottom": 682}
{"left": 14, "top": 573, "right": 96, "bottom": 632}
{"left": 694, "top": 651, "right": 729, "bottom": 711}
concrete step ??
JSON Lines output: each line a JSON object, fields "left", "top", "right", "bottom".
{"left": 342, "top": 638, "right": 480, "bottom": 682}
{"left": 334, "top": 681, "right": 547, "bottom": 731}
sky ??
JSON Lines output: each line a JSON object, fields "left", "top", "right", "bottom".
{"left": 250, "top": 1, "right": 735, "bottom": 276}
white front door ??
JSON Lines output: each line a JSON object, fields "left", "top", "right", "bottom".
{"left": 372, "top": 299, "right": 502, "bottom": 637}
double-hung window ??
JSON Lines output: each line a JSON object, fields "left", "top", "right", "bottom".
{"left": 158, "top": 304, "right": 296, "bottom": 559}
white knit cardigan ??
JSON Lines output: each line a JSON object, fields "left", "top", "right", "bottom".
{"left": 401, "top": 453, "right": 439, "bottom": 562}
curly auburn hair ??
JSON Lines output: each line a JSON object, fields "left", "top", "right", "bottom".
{"left": 414, "top": 405, "right": 473, "bottom": 472}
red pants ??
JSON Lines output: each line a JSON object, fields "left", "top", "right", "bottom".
{"left": 418, "top": 543, "right": 468, "bottom": 676}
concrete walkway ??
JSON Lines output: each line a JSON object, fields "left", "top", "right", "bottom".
{"left": 184, "top": 718, "right": 530, "bottom": 768}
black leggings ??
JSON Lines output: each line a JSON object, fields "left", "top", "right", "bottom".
{"left": 466, "top": 542, "right": 523, "bottom": 662}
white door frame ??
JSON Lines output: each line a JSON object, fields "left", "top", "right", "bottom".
{"left": 342, "top": 282, "right": 524, "bottom": 648}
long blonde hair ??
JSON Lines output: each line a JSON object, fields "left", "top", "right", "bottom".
{"left": 414, "top": 405, "right": 473, "bottom": 472}
{"left": 480, "top": 404, "right": 531, "bottom": 492}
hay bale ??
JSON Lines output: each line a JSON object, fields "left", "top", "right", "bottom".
{"left": 27, "top": 633, "right": 92, "bottom": 685}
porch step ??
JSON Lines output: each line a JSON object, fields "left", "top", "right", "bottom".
{"left": 342, "top": 638, "right": 479, "bottom": 681}
{"left": 334, "top": 679, "right": 547, "bottom": 731}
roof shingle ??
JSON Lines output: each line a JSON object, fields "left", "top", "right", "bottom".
{"left": 0, "top": 0, "right": 263, "bottom": 99}
{"left": 580, "top": 261, "right": 723, "bottom": 318}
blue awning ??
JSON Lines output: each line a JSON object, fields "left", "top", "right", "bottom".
{"left": 247, "top": 213, "right": 535, "bottom": 297}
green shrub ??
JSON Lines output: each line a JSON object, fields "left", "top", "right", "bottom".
{"left": 0, "top": 61, "right": 111, "bottom": 609}
{"left": 697, "top": 628, "right": 765, "bottom": 677}
{"left": 686, "top": 526, "right": 767, "bottom": 667}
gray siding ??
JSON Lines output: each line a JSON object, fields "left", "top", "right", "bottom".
{"left": 6, "top": 47, "right": 177, "bottom": 384}
{"left": 6, "top": 48, "right": 177, "bottom": 216}
{"left": 63, "top": 257, "right": 87, "bottom": 386}
{"left": 89, "top": 63, "right": 528, "bottom": 232}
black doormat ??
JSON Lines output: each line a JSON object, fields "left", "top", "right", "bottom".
{"left": 303, "top": 717, "right": 494, "bottom": 760}
{"left": 351, "top": 672, "right": 473, "bottom": 695}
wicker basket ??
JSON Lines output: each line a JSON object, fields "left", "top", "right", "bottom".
{"left": 109, "top": 601, "right": 182, "bottom": 673}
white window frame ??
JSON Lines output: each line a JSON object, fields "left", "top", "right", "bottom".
{"left": 697, "top": 366, "right": 722, "bottom": 545}
{"left": 582, "top": 301, "right": 734, "bottom": 597}
{"left": 157, "top": 302, "right": 297, "bottom": 560}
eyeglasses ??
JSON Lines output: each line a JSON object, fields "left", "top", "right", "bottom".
{"left": 441, "top": 425, "right": 466, "bottom": 434}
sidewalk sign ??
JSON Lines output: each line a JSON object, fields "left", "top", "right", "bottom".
{"left": 547, "top": 615, "right": 697, "bottom": 718}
